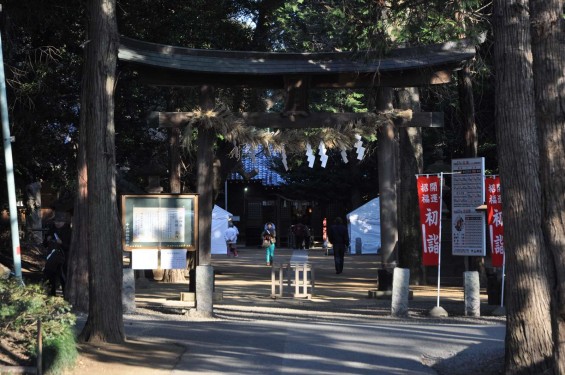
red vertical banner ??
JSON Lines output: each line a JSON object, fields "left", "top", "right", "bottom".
{"left": 486, "top": 176, "right": 504, "bottom": 267}
{"left": 417, "top": 175, "right": 441, "bottom": 266}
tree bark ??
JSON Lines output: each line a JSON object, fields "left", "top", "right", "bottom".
{"left": 78, "top": 0, "right": 124, "bottom": 344}
{"left": 458, "top": 64, "right": 485, "bottom": 281}
{"left": 376, "top": 87, "right": 398, "bottom": 268}
{"left": 458, "top": 65, "right": 478, "bottom": 157}
{"left": 396, "top": 88, "right": 424, "bottom": 284}
{"left": 493, "top": 0, "right": 553, "bottom": 372}
{"left": 197, "top": 85, "right": 215, "bottom": 266}
{"left": 160, "top": 126, "right": 185, "bottom": 283}
{"left": 169, "top": 126, "right": 182, "bottom": 194}
{"left": 529, "top": 0, "right": 565, "bottom": 371}
{"left": 65, "top": 120, "right": 89, "bottom": 313}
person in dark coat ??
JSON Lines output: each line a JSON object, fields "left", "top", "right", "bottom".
{"left": 328, "top": 217, "right": 349, "bottom": 274}
{"left": 42, "top": 212, "right": 72, "bottom": 296}
{"left": 42, "top": 243, "right": 66, "bottom": 296}
{"left": 292, "top": 223, "right": 306, "bottom": 249}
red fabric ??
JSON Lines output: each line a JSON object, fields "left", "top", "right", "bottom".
{"left": 417, "top": 175, "right": 442, "bottom": 266}
{"left": 486, "top": 176, "right": 504, "bottom": 267}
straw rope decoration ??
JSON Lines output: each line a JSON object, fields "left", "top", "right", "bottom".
{"left": 181, "top": 103, "right": 412, "bottom": 162}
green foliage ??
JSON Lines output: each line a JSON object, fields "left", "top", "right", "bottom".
{"left": 43, "top": 325, "right": 77, "bottom": 375}
{"left": 0, "top": 0, "right": 497, "bottom": 207}
{"left": 389, "top": 0, "right": 490, "bottom": 45}
{"left": 118, "top": 0, "right": 253, "bottom": 49}
{"left": 0, "top": 1, "right": 84, "bottom": 202}
{"left": 0, "top": 278, "right": 77, "bottom": 372}
{"left": 114, "top": 1, "right": 257, "bottom": 191}
{"left": 271, "top": 0, "right": 389, "bottom": 52}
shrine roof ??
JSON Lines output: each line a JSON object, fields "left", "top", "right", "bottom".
{"left": 229, "top": 145, "right": 284, "bottom": 186}
{"left": 118, "top": 37, "right": 477, "bottom": 88}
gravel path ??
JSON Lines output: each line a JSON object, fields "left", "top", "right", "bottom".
{"left": 126, "top": 247, "right": 508, "bottom": 374}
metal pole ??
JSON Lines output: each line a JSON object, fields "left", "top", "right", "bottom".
{"left": 437, "top": 172, "right": 444, "bottom": 307}
{"left": 500, "top": 252, "right": 506, "bottom": 307}
{"left": 0, "top": 29, "right": 22, "bottom": 281}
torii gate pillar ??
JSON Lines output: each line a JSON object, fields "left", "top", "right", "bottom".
{"left": 195, "top": 85, "right": 215, "bottom": 318}
{"left": 376, "top": 88, "right": 398, "bottom": 278}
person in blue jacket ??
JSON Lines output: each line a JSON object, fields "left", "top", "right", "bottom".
{"left": 261, "top": 222, "right": 276, "bottom": 266}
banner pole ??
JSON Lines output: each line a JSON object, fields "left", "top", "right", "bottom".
{"left": 437, "top": 172, "right": 444, "bottom": 307}
{"left": 0, "top": 28, "right": 22, "bottom": 282}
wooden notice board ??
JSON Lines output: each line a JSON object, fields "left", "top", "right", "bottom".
{"left": 121, "top": 194, "right": 199, "bottom": 251}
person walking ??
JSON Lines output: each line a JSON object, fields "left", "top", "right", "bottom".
{"left": 224, "top": 221, "right": 239, "bottom": 257}
{"left": 328, "top": 217, "right": 349, "bottom": 274}
{"left": 42, "top": 211, "right": 72, "bottom": 296}
{"left": 303, "top": 224, "right": 311, "bottom": 250}
{"left": 292, "top": 222, "right": 306, "bottom": 249}
{"left": 42, "top": 242, "right": 66, "bottom": 296}
{"left": 261, "top": 222, "right": 276, "bottom": 266}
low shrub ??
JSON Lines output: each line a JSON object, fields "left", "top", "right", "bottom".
{"left": 0, "top": 278, "right": 77, "bottom": 374}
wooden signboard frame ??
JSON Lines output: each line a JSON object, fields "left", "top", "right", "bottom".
{"left": 121, "top": 194, "right": 199, "bottom": 251}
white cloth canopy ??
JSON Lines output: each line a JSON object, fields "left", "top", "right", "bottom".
{"left": 346, "top": 198, "right": 381, "bottom": 254}
{"left": 211, "top": 205, "right": 234, "bottom": 255}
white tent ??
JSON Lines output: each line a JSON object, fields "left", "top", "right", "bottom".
{"left": 211, "top": 205, "right": 234, "bottom": 255}
{"left": 346, "top": 197, "right": 381, "bottom": 254}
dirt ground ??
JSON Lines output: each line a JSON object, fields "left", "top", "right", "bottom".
{"left": 3, "top": 245, "right": 505, "bottom": 374}
{"left": 64, "top": 339, "right": 185, "bottom": 375}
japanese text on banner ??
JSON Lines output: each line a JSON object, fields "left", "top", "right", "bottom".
{"left": 417, "top": 175, "right": 442, "bottom": 266}
{"left": 486, "top": 176, "right": 504, "bottom": 267}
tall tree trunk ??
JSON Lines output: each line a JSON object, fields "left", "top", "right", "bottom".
{"left": 160, "top": 126, "right": 186, "bottom": 283}
{"left": 396, "top": 88, "right": 424, "bottom": 284}
{"left": 458, "top": 65, "right": 478, "bottom": 157}
{"left": 376, "top": 87, "right": 398, "bottom": 267}
{"left": 493, "top": 0, "right": 553, "bottom": 372}
{"left": 458, "top": 64, "right": 485, "bottom": 280}
{"left": 530, "top": 0, "right": 565, "bottom": 371}
{"left": 197, "top": 85, "right": 215, "bottom": 266}
{"left": 65, "top": 122, "right": 89, "bottom": 312}
{"left": 78, "top": 0, "right": 124, "bottom": 344}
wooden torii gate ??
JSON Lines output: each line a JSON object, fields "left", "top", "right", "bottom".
{"left": 118, "top": 37, "right": 476, "bottom": 316}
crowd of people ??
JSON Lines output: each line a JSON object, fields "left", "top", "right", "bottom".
{"left": 224, "top": 217, "right": 350, "bottom": 273}
{"left": 43, "top": 211, "right": 350, "bottom": 298}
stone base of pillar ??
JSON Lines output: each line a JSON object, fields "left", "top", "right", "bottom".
{"left": 122, "top": 268, "right": 136, "bottom": 314}
{"left": 391, "top": 268, "right": 410, "bottom": 317}
{"left": 196, "top": 265, "right": 214, "bottom": 317}
{"left": 464, "top": 271, "right": 481, "bottom": 317}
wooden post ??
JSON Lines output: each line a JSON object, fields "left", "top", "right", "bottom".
{"left": 458, "top": 65, "right": 477, "bottom": 157}
{"left": 197, "top": 87, "right": 215, "bottom": 254}
{"left": 194, "top": 85, "right": 216, "bottom": 316}
{"left": 396, "top": 88, "right": 424, "bottom": 284}
{"left": 376, "top": 87, "right": 398, "bottom": 270}
{"left": 37, "top": 319, "right": 42, "bottom": 375}
{"left": 160, "top": 125, "right": 186, "bottom": 283}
